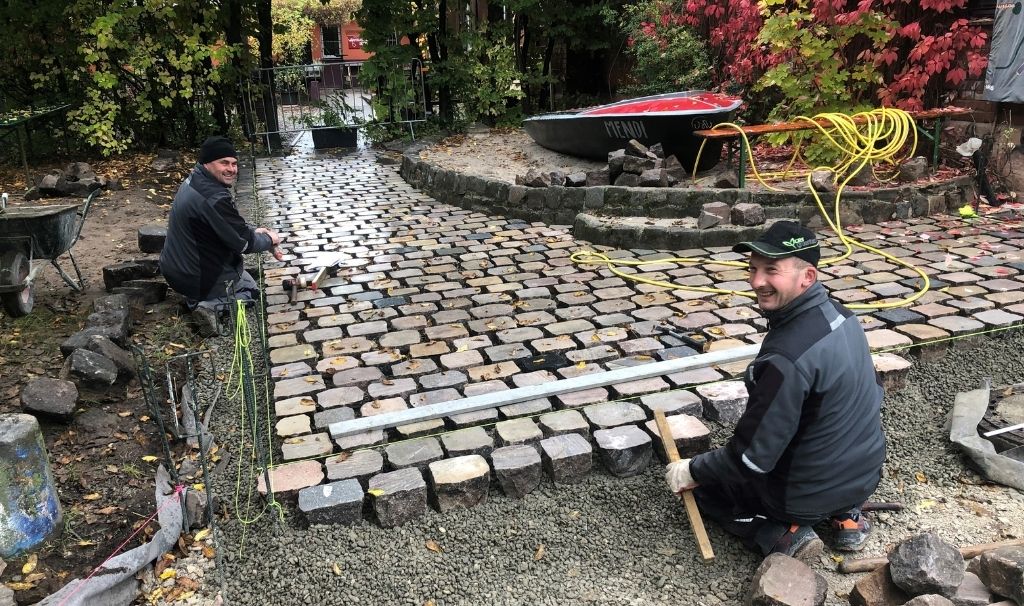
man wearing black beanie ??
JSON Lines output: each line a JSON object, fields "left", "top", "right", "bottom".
{"left": 160, "top": 136, "right": 282, "bottom": 333}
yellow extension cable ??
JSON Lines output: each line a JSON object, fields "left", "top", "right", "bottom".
{"left": 574, "top": 107, "right": 932, "bottom": 311}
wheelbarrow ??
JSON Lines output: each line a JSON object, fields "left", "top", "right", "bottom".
{"left": 0, "top": 189, "right": 98, "bottom": 317}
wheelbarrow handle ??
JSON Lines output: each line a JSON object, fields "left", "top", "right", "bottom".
{"left": 67, "top": 189, "right": 100, "bottom": 251}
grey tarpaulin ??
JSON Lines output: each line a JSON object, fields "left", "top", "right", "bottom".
{"left": 949, "top": 387, "right": 1024, "bottom": 491}
{"left": 36, "top": 466, "right": 184, "bottom": 606}
{"left": 983, "top": 1, "right": 1024, "bottom": 103}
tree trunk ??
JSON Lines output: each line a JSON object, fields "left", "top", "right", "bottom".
{"left": 256, "top": 0, "right": 282, "bottom": 150}
{"left": 436, "top": 0, "right": 452, "bottom": 121}
{"left": 225, "top": 0, "right": 247, "bottom": 137}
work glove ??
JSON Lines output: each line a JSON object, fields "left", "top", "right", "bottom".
{"left": 665, "top": 459, "right": 697, "bottom": 493}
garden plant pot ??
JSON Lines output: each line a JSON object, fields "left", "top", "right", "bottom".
{"left": 311, "top": 127, "right": 358, "bottom": 150}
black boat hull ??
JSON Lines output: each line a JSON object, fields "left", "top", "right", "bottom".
{"left": 523, "top": 111, "right": 732, "bottom": 172}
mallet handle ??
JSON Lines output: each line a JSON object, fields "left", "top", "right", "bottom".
{"left": 654, "top": 410, "right": 715, "bottom": 561}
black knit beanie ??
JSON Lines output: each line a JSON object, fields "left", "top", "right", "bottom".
{"left": 198, "top": 136, "right": 237, "bottom": 164}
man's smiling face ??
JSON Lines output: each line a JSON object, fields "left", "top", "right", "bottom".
{"left": 747, "top": 253, "right": 816, "bottom": 312}
{"left": 204, "top": 157, "right": 238, "bottom": 186}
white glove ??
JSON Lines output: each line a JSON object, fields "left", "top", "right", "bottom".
{"left": 665, "top": 459, "right": 697, "bottom": 493}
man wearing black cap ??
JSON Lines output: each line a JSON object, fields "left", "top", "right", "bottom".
{"left": 665, "top": 221, "right": 885, "bottom": 561}
{"left": 160, "top": 136, "right": 281, "bottom": 327}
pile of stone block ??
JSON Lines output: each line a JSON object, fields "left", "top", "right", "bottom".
{"left": 848, "top": 532, "right": 1024, "bottom": 606}
{"left": 24, "top": 162, "right": 123, "bottom": 200}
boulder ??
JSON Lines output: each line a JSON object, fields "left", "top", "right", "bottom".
{"left": 898, "top": 156, "right": 930, "bottom": 183}
{"left": 614, "top": 173, "right": 641, "bottom": 187}
{"left": 810, "top": 169, "right": 835, "bottom": 192}
{"left": 976, "top": 546, "right": 1024, "bottom": 605}
{"left": 585, "top": 168, "right": 610, "bottom": 186}
{"left": 649, "top": 142, "right": 665, "bottom": 158}
{"left": 84, "top": 336, "right": 136, "bottom": 382}
{"left": 731, "top": 202, "right": 766, "bottom": 226}
{"left": 1003, "top": 150, "right": 1024, "bottom": 195}
{"left": 521, "top": 168, "right": 552, "bottom": 188}
{"left": 747, "top": 553, "right": 828, "bottom": 606}
{"left": 64, "top": 349, "right": 118, "bottom": 387}
{"left": 37, "top": 171, "right": 62, "bottom": 196}
{"left": 102, "top": 260, "right": 159, "bottom": 291}
{"left": 608, "top": 150, "right": 626, "bottom": 181}
{"left": 888, "top": 533, "right": 964, "bottom": 598}
{"left": 137, "top": 224, "right": 167, "bottom": 254}
{"left": 64, "top": 162, "right": 96, "bottom": 182}
{"left": 638, "top": 168, "right": 668, "bottom": 187}
{"left": 20, "top": 377, "right": 78, "bottom": 420}
{"left": 622, "top": 155, "right": 657, "bottom": 175}
{"left": 566, "top": 172, "right": 587, "bottom": 187}
{"left": 902, "top": 596, "right": 953, "bottom": 606}
{"left": 849, "top": 564, "right": 910, "bottom": 606}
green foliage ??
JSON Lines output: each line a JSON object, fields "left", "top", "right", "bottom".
{"left": 617, "top": 0, "right": 712, "bottom": 96}
{"left": 272, "top": 0, "right": 316, "bottom": 64}
{"left": 299, "top": 92, "right": 360, "bottom": 127}
{"left": 436, "top": 25, "right": 525, "bottom": 124}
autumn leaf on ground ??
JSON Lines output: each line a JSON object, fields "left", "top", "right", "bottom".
{"left": 425, "top": 540, "right": 443, "bottom": 553}
{"left": 914, "top": 471, "right": 928, "bottom": 484}
{"left": 141, "top": 455, "right": 158, "bottom": 463}
{"left": 22, "top": 554, "right": 37, "bottom": 574}
{"left": 82, "top": 493, "right": 101, "bottom": 501}
{"left": 193, "top": 528, "right": 211, "bottom": 541}
{"left": 534, "top": 544, "right": 546, "bottom": 561}
{"left": 332, "top": 562, "right": 343, "bottom": 576}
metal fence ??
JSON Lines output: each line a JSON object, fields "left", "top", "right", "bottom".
{"left": 242, "top": 59, "right": 428, "bottom": 150}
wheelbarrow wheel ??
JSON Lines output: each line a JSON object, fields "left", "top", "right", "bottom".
{"left": 0, "top": 251, "right": 33, "bottom": 317}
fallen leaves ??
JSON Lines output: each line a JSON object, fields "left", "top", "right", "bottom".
{"left": 425, "top": 539, "right": 443, "bottom": 553}
{"left": 21, "top": 554, "right": 37, "bottom": 575}
{"left": 533, "top": 544, "right": 546, "bottom": 561}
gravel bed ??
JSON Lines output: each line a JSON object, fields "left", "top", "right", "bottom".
{"left": 168, "top": 328, "right": 1024, "bottom": 606}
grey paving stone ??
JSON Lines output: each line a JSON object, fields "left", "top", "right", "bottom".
{"left": 368, "top": 468, "right": 427, "bottom": 527}
{"left": 696, "top": 381, "right": 749, "bottom": 424}
{"left": 582, "top": 401, "right": 647, "bottom": 429}
{"left": 495, "top": 417, "right": 544, "bottom": 446}
{"left": 643, "top": 414, "right": 712, "bottom": 460}
{"left": 540, "top": 433, "right": 593, "bottom": 484}
{"left": 428, "top": 455, "right": 490, "bottom": 512}
{"left": 281, "top": 432, "right": 333, "bottom": 461}
{"left": 313, "top": 406, "right": 355, "bottom": 430}
{"left": 298, "top": 479, "right": 364, "bottom": 525}
{"left": 638, "top": 390, "right": 703, "bottom": 417}
{"left": 367, "top": 377, "right": 417, "bottom": 398}
{"left": 440, "top": 426, "right": 494, "bottom": 458}
{"left": 318, "top": 386, "right": 363, "bottom": 409}
{"left": 332, "top": 366, "right": 385, "bottom": 388}
{"left": 385, "top": 437, "right": 444, "bottom": 470}
{"left": 326, "top": 449, "right": 385, "bottom": 487}
{"left": 419, "top": 371, "right": 468, "bottom": 390}
{"left": 491, "top": 445, "right": 542, "bottom": 498}
{"left": 593, "top": 425, "right": 653, "bottom": 477}
{"left": 334, "top": 429, "right": 386, "bottom": 451}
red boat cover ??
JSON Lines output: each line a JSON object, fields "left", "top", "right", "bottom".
{"left": 580, "top": 92, "right": 738, "bottom": 115}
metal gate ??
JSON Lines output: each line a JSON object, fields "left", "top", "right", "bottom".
{"left": 242, "top": 59, "right": 428, "bottom": 150}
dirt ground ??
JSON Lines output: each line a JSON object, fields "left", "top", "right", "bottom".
{"left": 0, "top": 155, "right": 207, "bottom": 604}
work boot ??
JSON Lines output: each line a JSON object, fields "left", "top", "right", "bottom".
{"left": 831, "top": 511, "right": 872, "bottom": 551}
{"left": 769, "top": 524, "right": 823, "bottom": 562}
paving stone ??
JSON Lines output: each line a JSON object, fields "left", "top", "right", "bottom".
{"left": 495, "top": 417, "right": 543, "bottom": 446}
{"left": 593, "top": 425, "right": 652, "bottom": 477}
{"left": 275, "top": 395, "right": 317, "bottom": 418}
{"left": 394, "top": 418, "right": 447, "bottom": 439}
{"left": 360, "top": 397, "right": 408, "bottom": 418}
{"left": 976, "top": 546, "right": 1024, "bottom": 605}
{"left": 849, "top": 565, "right": 910, "bottom": 606}
{"left": 276, "top": 414, "right": 311, "bottom": 438}
{"left": 949, "top": 572, "right": 993, "bottom": 606}
{"left": 419, "top": 371, "right": 468, "bottom": 390}
{"left": 872, "top": 353, "right": 914, "bottom": 391}
{"left": 865, "top": 329, "right": 914, "bottom": 351}
{"left": 497, "top": 327, "right": 544, "bottom": 343}
{"left": 748, "top": 553, "right": 828, "bottom": 606}
{"left": 643, "top": 414, "right": 712, "bottom": 460}
{"left": 610, "top": 376, "right": 670, "bottom": 398}
{"left": 533, "top": 335, "right": 578, "bottom": 352}
{"left": 318, "top": 386, "right": 363, "bottom": 409}
{"left": 973, "top": 309, "right": 1024, "bottom": 328}
{"left": 367, "top": 377, "right": 417, "bottom": 398}
{"left": 315, "top": 356, "right": 360, "bottom": 374}
{"left": 313, "top": 406, "right": 355, "bottom": 430}
{"left": 270, "top": 344, "right": 317, "bottom": 365}
{"left": 368, "top": 468, "right": 427, "bottom": 527}
{"left": 889, "top": 532, "right": 964, "bottom": 598}
{"left": 928, "top": 316, "right": 985, "bottom": 337}
{"left": 491, "top": 445, "right": 542, "bottom": 498}
{"left": 385, "top": 437, "right": 444, "bottom": 471}
{"left": 274, "top": 375, "right": 326, "bottom": 399}
{"left": 409, "top": 341, "right": 452, "bottom": 357}
{"left": 257, "top": 460, "right": 324, "bottom": 494}
{"left": 874, "top": 308, "right": 926, "bottom": 326}
{"left": 467, "top": 361, "right": 519, "bottom": 382}
{"left": 323, "top": 337, "right": 375, "bottom": 356}
{"left": 378, "top": 330, "right": 422, "bottom": 348}
{"left": 20, "top": 377, "right": 78, "bottom": 420}
{"left": 695, "top": 381, "right": 749, "bottom": 424}
{"left": 426, "top": 323, "right": 470, "bottom": 341}
{"left": 428, "top": 455, "right": 490, "bottom": 512}
{"left": 556, "top": 388, "right": 609, "bottom": 409}
{"left": 326, "top": 449, "right": 384, "bottom": 487}
{"left": 538, "top": 410, "right": 590, "bottom": 439}
{"left": 582, "top": 401, "right": 647, "bottom": 429}
{"left": 440, "top": 349, "right": 485, "bottom": 370}
{"left": 637, "top": 391, "right": 703, "bottom": 418}
{"left": 298, "top": 479, "right": 365, "bottom": 526}
{"left": 440, "top": 426, "right": 494, "bottom": 458}
{"left": 281, "top": 432, "right": 333, "bottom": 461}
{"left": 540, "top": 433, "right": 592, "bottom": 484}
{"left": 334, "top": 429, "right": 386, "bottom": 451}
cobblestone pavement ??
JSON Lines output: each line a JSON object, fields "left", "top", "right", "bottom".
{"left": 254, "top": 149, "right": 1024, "bottom": 496}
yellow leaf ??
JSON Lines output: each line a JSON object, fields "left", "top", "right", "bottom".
{"left": 425, "top": 540, "right": 443, "bottom": 553}
{"left": 304, "top": 376, "right": 317, "bottom": 383}
{"left": 368, "top": 488, "right": 385, "bottom": 496}
{"left": 193, "top": 528, "right": 211, "bottom": 541}
{"left": 159, "top": 568, "right": 177, "bottom": 580}
{"left": 202, "top": 545, "right": 215, "bottom": 559}
{"left": 139, "top": 416, "right": 150, "bottom": 422}
{"left": 332, "top": 562, "right": 343, "bottom": 576}
{"left": 576, "top": 361, "right": 586, "bottom": 369}
{"left": 117, "top": 411, "right": 132, "bottom": 417}
{"left": 831, "top": 554, "right": 844, "bottom": 563}
{"left": 6, "top": 582, "right": 36, "bottom": 591}
{"left": 77, "top": 540, "right": 96, "bottom": 547}
{"left": 192, "top": 483, "right": 204, "bottom": 491}
{"left": 534, "top": 543, "right": 546, "bottom": 561}
{"left": 915, "top": 498, "right": 937, "bottom": 512}
{"left": 97, "top": 506, "right": 118, "bottom": 515}
{"left": 914, "top": 471, "right": 928, "bottom": 484}
{"left": 142, "top": 455, "right": 158, "bottom": 463}
{"left": 23, "top": 573, "right": 45, "bottom": 584}
{"left": 106, "top": 465, "right": 119, "bottom": 473}
{"left": 83, "top": 493, "right": 101, "bottom": 501}
{"left": 22, "top": 554, "right": 37, "bottom": 574}
{"left": 591, "top": 334, "right": 600, "bottom": 342}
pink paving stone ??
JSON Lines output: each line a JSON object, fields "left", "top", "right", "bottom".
{"left": 947, "top": 296, "right": 995, "bottom": 312}
{"left": 323, "top": 337, "right": 374, "bottom": 356}
{"left": 592, "top": 286, "right": 635, "bottom": 300}
{"left": 632, "top": 306, "right": 675, "bottom": 322}
{"left": 360, "top": 396, "right": 409, "bottom": 417}
{"left": 610, "top": 376, "right": 670, "bottom": 398}
{"left": 512, "top": 370, "right": 557, "bottom": 387}
{"left": 392, "top": 315, "right": 429, "bottom": 331}
{"left": 578, "top": 327, "right": 629, "bottom": 344}
{"left": 986, "top": 291, "right": 1024, "bottom": 305}
{"left": 593, "top": 299, "right": 638, "bottom": 314}
{"left": 367, "top": 377, "right": 417, "bottom": 398}
{"left": 269, "top": 343, "right": 318, "bottom": 365}
{"left": 318, "top": 387, "right": 363, "bottom": 409}
{"left": 274, "top": 375, "right": 326, "bottom": 399}
{"left": 304, "top": 327, "right": 346, "bottom": 343}
{"left": 392, "top": 358, "right": 439, "bottom": 377}
{"left": 894, "top": 323, "right": 950, "bottom": 343}
{"left": 911, "top": 303, "right": 958, "bottom": 318}
{"left": 670, "top": 312, "right": 719, "bottom": 330}
{"left": 464, "top": 379, "right": 509, "bottom": 397}
{"left": 704, "top": 324, "right": 756, "bottom": 339}
{"left": 865, "top": 329, "right": 913, "bottom": 350}
{"left": 556, "top": 388, "right": 609, "bottom": 408}
{"left": 276, "top": 395, "right": 318, "bottom": 418}
{"left": 928, "top": 315, "right": 986, "bottom": 335}
{"left": 409, "top": 341, "right": 452, "bottom": 357}
{"left": 565, "top": 345, "right": 619, "bottom": 363}
{"left": 410, "top": 388, "right": 462, "bottom": 407}
{"left": 533, "top": 335, "right": 578, "bottom": 352}
{"left": 267, "top": 310, "right": 301, "bottom": 324}
{"left": 426, "top": 323, "right": 470, "bottom": 340}
{"left": 832, "top": 288, "right": 877, "bottom": 303}
{"left": 517, "top": 311, "right": 557, "bottom": 327}
{"left": 582, "top": 401, "right": 647, "bottom": 429}
{"left": 281, "top": 432, "right": 334, "bottom": 461}
{"left": 269, "top": 320, "right": 309, "bottom": 335}
{"left": 316, "top": 356, "right": 360, "bottom": 374}
{"left": 257, "top": 460, "right": 324, "bottom": 494}
{"left": 276, "top": 414, "right": 311, "bottom": 437}
{"left": 947, "top": 285, "right": 988, "bottom": 298}
{"left": 440, "top": 349, "right": 485, "bottom": 370}
{"left": 557, "top": 363, "right": 604, "bottom": 380}
{"left": 939, "top": 271, "right": 984, "bottom": 284}
{"left": 467, "top": 361, "right": 520, "bottom": 382}
{"left": 978, "top": 278, "right": 1024, "bottom": 292}
{"left": 316, "top": 313, "right": 356, "bottom": 328}
{"left": 361, "top": 350, "right": 405, "bottom": 366}
{"left": 638, "top": 390, "right": 703, "bottom": 416}
{"left": 619, "top": 337, "right": 665, "bottom": 355}
{"left": 666, "top": 366, "right": 726, "bottom": 387}
{"left": 267, "top": 333, "right": 299, "bottom": 349}
{"left": 872, "top": 353, "right": 913, "bottom": 390}
{"left": 973, "top": 309, "right": 1024, "bottom": 328}
{"left": 859, "top": 271, "right": 904, "bottom": 284}
{"left": 453, "top": 335, "right": 492, "bottom": 351}
{"left": 271, "top": 362, "right": 313, "bottom": 380}
{"left": 348, "top": 321, "right": 389, "bottom": 337}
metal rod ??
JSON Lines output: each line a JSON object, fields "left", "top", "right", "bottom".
{"left": 983, "top": 421, "right": 1024, "bottom": 438}
{"left": 329, "top": 343, "right": 760, "bottom": 438}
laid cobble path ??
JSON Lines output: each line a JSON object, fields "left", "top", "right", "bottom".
{"left": 254, "top": 150, "right": 1024, "bottom": 505}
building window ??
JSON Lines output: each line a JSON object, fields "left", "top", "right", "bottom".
{"left": 322, "top": 25, "right": 341, "bottom": 57}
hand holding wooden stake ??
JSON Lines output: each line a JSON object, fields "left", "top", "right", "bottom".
{"left": 654, "top": 410, "right": 714, "bottom": 561}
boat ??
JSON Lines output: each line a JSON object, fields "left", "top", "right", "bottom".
{"left": 523, "top": 91, "right": 742, "bottom": 173}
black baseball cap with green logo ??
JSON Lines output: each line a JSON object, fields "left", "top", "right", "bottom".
{"left": 732, "top": 221, "right": 820, "bottom": 266}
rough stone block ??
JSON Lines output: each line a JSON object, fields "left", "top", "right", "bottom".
{"left": 369, "top": 467, "right": 427, "bottom": 527}
{"left": 888, "top": 532, "right": 964, "bottom": 598}
{"left": 976, "top": 546, "right": 1024, "bottom": 605}
{"left": 20, "top": 377, "right": 78, "bottom": 420}
{"left": 385, "top": 437, "right": 444, "bottom": 470}
{"left": 872, "top": 353, "right": 913, "bottom": 391}
{"left": 64, "top": 349, "right": 118, "bottom": 387}
{"left": 593, "top": 425, "right": 652, "bottom": 477}
{"left": 748, "top": 553, "right": 828, "bottom": 606}
{"left": 84, "top": 335, "right": 135, "bottom": 382}
{"left": 849, "top": 564, "right": 910, "bottom": 606}
{"left": 428, "top": 454, "right": 490, "bottom": 512}
{"left": 256, "top": 460, "right": 324, "bottom": 494}
{"left": 582, "top": 401, "right": 647, "bottom": 429}
{"left": 137, "top": 224, "right": 167, "bottom": 254}
{"left": 102, "top": 261, "right": 158, "bottom": 291}
{"left": 491, "top": 445, "right": 542, "bottom": 498}
{"left": 334, "top": 429, "right": 386, "bottom": 451}
{"left": 298, "top": 479, "right": 364, "bottom": 526}
{"left": 695, "top": 381, "right": 749, "bottom": 424}
{"left": 540, "top": 433, "right": 592, "bottom": 484}
{"left": 949, "top": 572, "right": 992, "bottom": 606}
{"left": 93, "top": 294, "right": 131, "bottom": 314}
{"left": 731, "top": 202, "right": 766, "bottom": 226}
{"left": 326, "top": 449, "right": 384, "bottom": 488}
{"left": 643, "top": 414, "right": 711, "bottom": 460}
{"left": 120, "top": 280, "right": 168, "bottom": 304}
{"left": 495, "top": 417, "right": 543, "bottom": 446}
{"left": 903, "top": 596, "right": 954, "bottom": 606}
{"left": 281, "top": 432, "right": 333, "bottom": 461}
{"left": 440, "top": 426, "right": 494, "bottom": 458}
{"left": 637, "top": 391, "right": 703, "bottom": 418}
{"left": 538, "top": 410, "right": 590, "bottom": 439}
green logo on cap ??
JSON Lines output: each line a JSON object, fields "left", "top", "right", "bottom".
{"left": 781, "top": 237, "right": 805, "bottom": 248}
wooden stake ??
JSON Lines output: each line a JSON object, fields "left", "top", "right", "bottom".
{"left": 654, "top": 410, "right": 714, "bottom": 562}
{"left": 310, "top": 265, "right": 330, "bottom": 290}
{"left": 837, "top": 538, "right": 1024, "bottom": 574}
